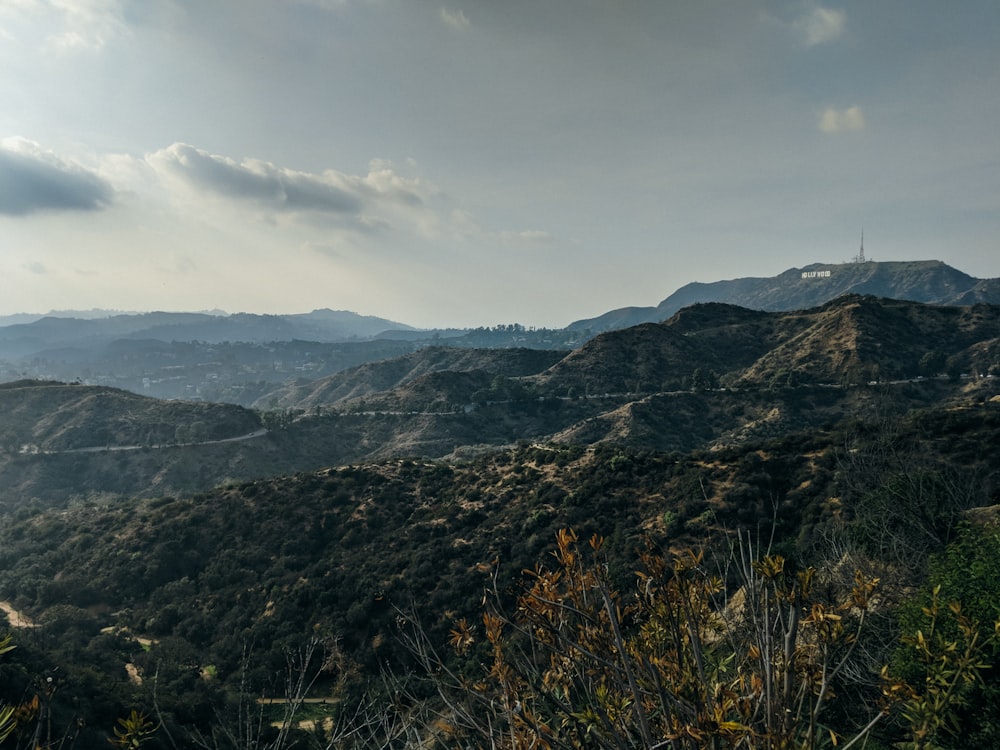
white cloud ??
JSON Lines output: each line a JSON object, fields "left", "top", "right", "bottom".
{"left": 0, "top": 137, "right": 114, "bottom": 215}
{"left": 499, "top": 229, "right": 553, "bottom": 244}
{"left": 793, "top": 3, "right": 845, "bottom": 47}
{"left": 446, "top": 208, "right": 553, "bottom": 247}
{"left": 146, "top": 143, "right": 430, "bottom": 218}
{"left": 818, "top": 106, "right": 865, "bottom": 133}
{"left": 0, "top": 0, "right": 129, "bottom": 53}
{"left": 440, "top": 7, "right": 470, "bottom": 31}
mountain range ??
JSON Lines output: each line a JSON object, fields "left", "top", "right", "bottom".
{"left": 2, "top": 268, "right": 1000, "bottom": 747}
{"left": 2, "top": 261, "right": 998, "bottom": 363}
{"left": 569, "top": 259, "right": 1000, "bottom": 333}
{"left": 2, "top": 259, "right": 996, "bottom": 404}
{"left": 2, "top": 294, "right": 997, "bottom": 507}
{"left": 0, "top": 308, "right": 413, "bottom": 360}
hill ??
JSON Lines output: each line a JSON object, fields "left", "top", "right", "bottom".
{"left": 2, "top": 297, "right": 1000, "bottom": 746}
{"left": 548, "top": 295, "right": 1000, "bottom": 395}
{"left": 2, "top": 399, "right": 1000, "bottom": 746}
{"left": 0, "top": 380, "right": 261, "bottom": 453}
{"left": 4, "top": 297, "right": 996, "bottom": 508}
{"left": 0, "top": 381, "right": 269, "bottom": 505}
{"left": 569, "top": 260, "right": 1000, "bottom": 333}
{"left": 254, "top": 346, "right": 564, "bottom": 410}
{"left": 5, "top": 261, "right": 997, "bottom": 407}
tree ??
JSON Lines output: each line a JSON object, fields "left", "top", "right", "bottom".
{"left": 890, "top": 524, "right": 1000, "bottom": 749}
{"left": 918, "top": 351, "right": 946, "bottom": 377}
{"left": 691, "top": 369, "right": 718, "bottom": 392}
{"left": 400, "top": 528, "right": 888, "bottom": 750}
{"left": 0, "top": 635, "right": 16, "bottom": 743}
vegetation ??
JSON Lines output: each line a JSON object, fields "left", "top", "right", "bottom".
{"left": 0, "top": 395, "right": 998, "bottom": 746}
{"left": 1, "top": 296, "right": 999, "bottom": 746}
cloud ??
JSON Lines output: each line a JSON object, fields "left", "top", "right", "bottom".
{"left": 147, "top": 143, "right": 431, "bottom": 220}
{"left": 447, "top": 208, "right": 553, "bottom": 247}
{"left": 0, "top": 138, "right": 114, "bottom": 216}
{"left": 440, "top": 7, "right": 470, "bottom": 31}
{"left": 148, "top": 143, "right": 364, "bottom": 213}
{"left": 499, "top": 229, "right": 553, "bottom": 244}
{"left": 818, "top": 106, "right": 865, "bottom": 133}
{"left": 0, "top": 0, "right": 128, "bottom": 53}
{"left": 793, "top": 3, "right": 845, "bottom": 47}
{"left": 302, "top": 240, "right": 343, "bottom": 258}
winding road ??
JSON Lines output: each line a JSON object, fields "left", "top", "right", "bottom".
{"left": 23, "top": 428, "right": 269, "bottom": 456}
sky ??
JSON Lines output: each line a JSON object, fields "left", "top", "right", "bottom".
{"left": 0, "top": 0, "right": 997, "bottom": 329}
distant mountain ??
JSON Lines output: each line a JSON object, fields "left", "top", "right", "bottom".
{"left": 568, "top": 260, "right": 1000, "bottom": 333}
{"left": 0, "top": 308, "right": 414, "bottom": 360}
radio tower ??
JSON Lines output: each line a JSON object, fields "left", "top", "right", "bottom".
{"left": 854, "top": 229, "right": 866, "bottom": 263}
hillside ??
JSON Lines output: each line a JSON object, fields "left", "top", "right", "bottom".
{"left": 1, "top": 298, "right": 1000, "bottom": 747}
{"left": 0, "top": 380, "right": 261, "bottom": 453}
{"left": 2, "top": 400, "right": 1000, "bottom": 746}
{"left": 569, "top": 260, "right": 1000, "bottom": 333}
{"left": 254, "top": 346, "right": 565, "bottom": 410}
{"left": 3, "top": 297, "right": 998, "bottom": 507}
{"left": 545, "top": 295, "right": 1000, "bottom": 394}
{"left": 5, "top": 261, "right": 997, "bottom": 408}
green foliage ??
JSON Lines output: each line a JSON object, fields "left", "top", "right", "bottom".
{"left": 891, "top": 525, "right": 1000, "bottom": 749}
{"left": 109, "top": 709, "right": 157, "bottom": 749}
{"left": 0, "top": 397, "right": 999, "bottom": 745}
{"left": 889, "top": 588, "right": 997, "bottom": 750}
{"left": 919, "top": 350, "right": 947, "bottom": 377}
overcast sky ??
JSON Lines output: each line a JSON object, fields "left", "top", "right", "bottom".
{"left": 0, "top": 1, "right": 997, "bottom": 328}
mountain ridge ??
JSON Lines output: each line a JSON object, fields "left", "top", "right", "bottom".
{"left": 0, "top": 308, "right": 415, "bottom": 360}
{"left": 569, "top": 260, "right": 1000, "bottom": 333}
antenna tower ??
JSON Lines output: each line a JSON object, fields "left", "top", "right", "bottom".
{"left": 854, "top": 229, "right": 866, "bottom": 263}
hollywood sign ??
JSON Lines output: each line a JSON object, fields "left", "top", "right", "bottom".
{"left": 801, "top": 270, "right": 832, "bottom": 279}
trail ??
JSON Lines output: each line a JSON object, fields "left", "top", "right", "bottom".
{"left": 26, "top": 428, "right": 269, "bottom": 455}
{"left": 0, "top": 600, "right": 37, "bottom": 628}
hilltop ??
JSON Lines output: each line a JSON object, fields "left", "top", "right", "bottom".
{"left": 569, "top": 260, "right": 1000, "bottom": 333}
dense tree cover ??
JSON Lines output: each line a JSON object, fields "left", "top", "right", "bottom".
{"left": 0, "top": 401, "right": 999, "bottom": 747}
